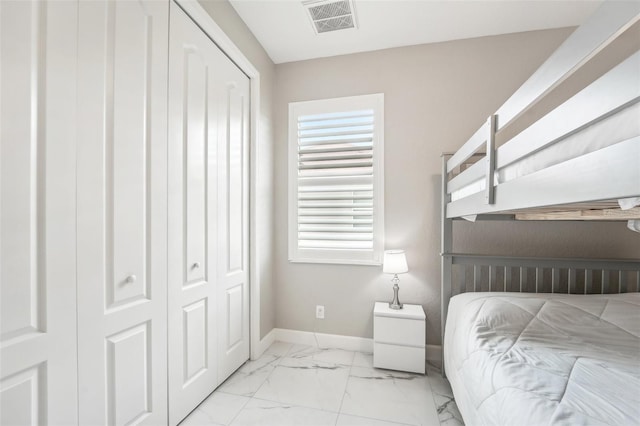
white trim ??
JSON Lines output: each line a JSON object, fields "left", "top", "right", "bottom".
{"left": 287, "top": 93, "right": 385, "bottom": 265}
{"left": 254, "top": 328, "right": 277, "bottom": 359}
{"left": 275, "top": 328, "right": 374, "bottom": 352}
{"left": 271, "top": 328, "right": 443, "bottom": 362}
{"left": 175, "top": 0, "right": 263, "bottom": 360}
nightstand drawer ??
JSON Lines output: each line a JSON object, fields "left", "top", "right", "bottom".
{"left": 374, "top": 315, "right": 424, "bottom": 347}
{"left": 374, "top": 342, "right": 425, "bottom": 374}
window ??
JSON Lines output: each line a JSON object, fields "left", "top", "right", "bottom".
{"left": 288, "top": 94, "right": 384, "bottom": 265}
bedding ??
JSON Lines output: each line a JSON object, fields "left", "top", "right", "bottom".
{"left": 444, "top": 292, "right": 640, "bottom": 425}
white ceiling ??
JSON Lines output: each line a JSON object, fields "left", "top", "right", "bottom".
{"left": 228, "top": 0, "right": 603, "bottom": 64}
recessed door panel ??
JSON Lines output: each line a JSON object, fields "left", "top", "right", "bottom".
{"left": 183, "top": 300, "right": 208, "bottom": 383}
{"left": 0, "top": 365, "right": 44, "bottom": 426}
{"left": 110, "top": 0, "right": 151, "bottom": 309}
{"left": 77, "top": 1, "right": 168, "bottom": 424}
{"left": 0, "top": 1, "right": 78, "bottom": 423}
{"left": 185, "top": 51, "right": 208, "bottom": 286}
{"left": 226, "top": 285, "right": 244, "bottom": 350}
{"left": 0, "top": 0, "right": 43, "bottom": 342}
{"left": 226, "top": 88, "right": 245, "bottom": 273}
{"left": 106, "top": 323, "right": 151, "bottom": 425}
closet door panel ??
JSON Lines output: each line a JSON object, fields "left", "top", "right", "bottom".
{"left": 76, "top": 1, "right": 168, "bottom": 424}
{"left": 110, "top": 0, "right": 150, "bottom": 307}
{"left": 185, "top": 51, "right": 208, "bottom": 286}
{"left": 217, "top": 58, "right": 250, "bottom": 383}
{"left": 0, "top": 1, "right": 78, "bottom": 424}
{"left": 168, "top": 4, "right": 219, "bottom": 422}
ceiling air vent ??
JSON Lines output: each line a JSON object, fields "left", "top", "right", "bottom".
{"left": 302, "top": 0, "right": 358, "bottom": 34}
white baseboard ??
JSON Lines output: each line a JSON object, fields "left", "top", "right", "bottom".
{"left": 426, "top": 344, "right": 442, "bottom": 362}
{"left": 252, "top": 328, "right": 277, "bottom": 360}
{"left": 270, "top": 328, "right": 442, "bottom": 362}
{"left": 274, "top": 328, "right": 373, "bottom": 352}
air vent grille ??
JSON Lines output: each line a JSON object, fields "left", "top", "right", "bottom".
{"left": 308, "top": 1, "right": 350, "bottom": 21}
{"left": 303, "top": 0, "right": 358, "bottom": 35}
{"left": 315, "top": 15, "right": 354, "bottom": 33}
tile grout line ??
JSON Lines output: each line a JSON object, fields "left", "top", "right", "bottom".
{"left": 223, "top": 393, "right": 252, "bottom": 426}
{"left": 247, "top": 345, "right": 290, "bottom": 399}
{"left": 334, "top": 352, "right": 356, "bottom": 426}
{"left": 225, "top": 347, "right": 287, "bottom": 425}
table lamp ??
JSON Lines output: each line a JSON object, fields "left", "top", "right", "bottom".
{"left": 383, "top": 250, "right": 408, "bottom": 309}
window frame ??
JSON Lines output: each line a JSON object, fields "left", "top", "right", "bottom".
{"left": 288, "top": 93, "right": 385, "bottom": 265}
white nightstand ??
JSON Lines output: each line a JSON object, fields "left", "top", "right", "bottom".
{"left": 373, "top": 302, "right": 426, "bottom": 374}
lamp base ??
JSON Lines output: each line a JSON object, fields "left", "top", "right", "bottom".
{"left": 389, "top": 278, "right": 403, "bottom": 310}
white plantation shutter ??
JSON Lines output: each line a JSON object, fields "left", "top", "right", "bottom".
{"left": 289, "top": 94, "right": 384, "bottom": 265}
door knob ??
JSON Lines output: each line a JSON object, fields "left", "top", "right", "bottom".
{"left": 125, "top": 275, "right": 136, "bottom": 284}
{"left": 192, "top": 262, "right": 200, "bottom": 270}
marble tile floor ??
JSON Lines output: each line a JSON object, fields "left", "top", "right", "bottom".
{"left": 181, "top": 342, "right": 464, "bottom": 426}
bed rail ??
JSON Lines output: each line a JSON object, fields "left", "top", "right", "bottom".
{"left": 444, "top": 1, "right": 640, "bottom": 218}
{"left": 447, "top": 1, "right": 640, "bottom": 175}
{"left": 445, "top": 254, "right": 640, "bottom": 296}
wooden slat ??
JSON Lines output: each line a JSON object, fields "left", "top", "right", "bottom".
{"left": 552, "top": 268, "right": 560, "bottom": 293}
{"left": 488, "top": 265, "right": 493, "bottom": 292}
{"left": 494, "top": 2, "right": 640, "bottom": 136}
{"left": 473, "top": 265, "right": 479, "bottom": 292}
{"left": 447, "top": 123, "right": 487, "bottom": 173}
{"left": 504, "top": 266, "right": 510, "bottom": 291}
{"left": 447, "top": 160, "right": 484, "bottom": 194}
{"left": 586, "top": 269, "right": 594, "bottom": 293}
{"left": 619, "top": 270, "right": 625, "bottom": 293}
{"left": 536, "top": 268, "right": 543, "bottom": 293}
{"left": 498, "top": 46, "right": 640, "bottom": 160}
{"left": 569, "top": 268, "right": 576, "bottom": 294}
{"left": 456, "top": 266, "right": 463, "bottom": 294}
{"left": 602, "top": 270, "right": 610, "bottom": 294}
{"left": 515, "top": 207, "right": 640, "bottom": 221}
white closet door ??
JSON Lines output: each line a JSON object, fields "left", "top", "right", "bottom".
{"left": 76, "top": 1, "right": 169, "bottom": 425}
{"left": 0, "top": 1, "right": 79, "bottom": 425}
{"left": 167, "top": 4, "right": 219, "bottom": 423}
{"left": 168, "top": 3, "right": 250, "bottom": 423}
{"left": 215, "top": 45, "right": 251, "bottom": 384}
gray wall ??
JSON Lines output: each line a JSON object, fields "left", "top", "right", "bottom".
{"left": 273, "top": 29, "right": 640, "bottom": 346}
{"left": 198, "top": 0, "right": 276, "bottom": 339}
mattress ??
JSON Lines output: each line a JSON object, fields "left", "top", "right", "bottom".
{"left": 451, "top": 101, "right": 640, "bottom": 202}
{"left": 444, "top": 292, "right": 640, "bottom": 426}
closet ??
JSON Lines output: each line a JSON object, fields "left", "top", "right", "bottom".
{"left": 0, "top": 1, "right": 250, "bottom": 425}
{"left": 167, "top": 3, "right": 250, "bottom": 424}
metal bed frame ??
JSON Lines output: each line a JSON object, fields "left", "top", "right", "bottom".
{"left": 440, "top": 1, "right": 640, "bottom": 372}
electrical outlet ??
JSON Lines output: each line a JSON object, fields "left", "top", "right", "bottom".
{"left": 316, "top": 305, "right": 325, "bottom": 319}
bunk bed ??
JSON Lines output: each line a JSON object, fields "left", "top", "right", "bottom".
{"left": 440, "top": 2, "right": 640, "bottom": 425}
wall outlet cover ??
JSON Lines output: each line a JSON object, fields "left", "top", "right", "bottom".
{"left": 316, "top": 305, "right": 325, "bottom": 319}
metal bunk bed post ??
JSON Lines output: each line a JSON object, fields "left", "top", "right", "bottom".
{"left": 441, "top": 154, "right": 452, "bottom": 376}
{"left": 485, "top": 115, "right": 497, "bottom": 205}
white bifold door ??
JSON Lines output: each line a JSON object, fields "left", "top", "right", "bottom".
{"left": 1, "top": 1, "right": 249, "bottom": 424}
{"left": 167, "top": 3, "right": 250, "bottom": 424}
{"left": 75, "top": 1, "right": 169, "bottom": 425}
{"left": 0, "top": 1, "right": 79, "bottom": 424}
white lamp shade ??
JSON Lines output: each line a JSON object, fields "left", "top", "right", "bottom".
{"left": 383, "top": 250, "right": 408, "bottom": 274}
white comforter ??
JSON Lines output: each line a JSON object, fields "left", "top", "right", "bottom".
{"left": 444, "top": 293, "right": 640, "bottom": 426}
